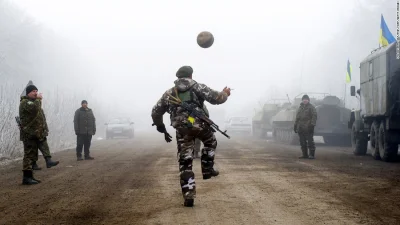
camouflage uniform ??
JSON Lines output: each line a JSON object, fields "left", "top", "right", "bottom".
{"left": 176, "top": 103, "right": 209, "bottom": 159}
{"left": 176, "top": 132, "right": 201, "bottom": 158}
{"left": 294, "top": 101, "right": 317, "bottom": 158}
{"left": 19, "top": 92, "right": 58, "bottom": 184}
{"left": 152, "top": 66, "right": 228, "bottom": 204}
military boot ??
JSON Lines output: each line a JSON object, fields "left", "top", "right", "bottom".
{"left": 183, "top": 191, "right": 195, "bottom": 207}
{"left": 32, "top": 174, "right": 41, "bottom": 183}
{"left": 203, "top": 168, "right": 219, "bottom": 180}
{"left": 32, "top": 161, "right": 42, "bottom": 170}
{"left": 298, "top": 149, "right": 309, "bottom": 159}
{"left": 22, "top": 170, "right": 39, "bottom": 185}
{"left": 85, "top": 156, "right": 94, "bottom": 160}
{"left": 45, "top": 157, "right": 59, "bottom": 168}
{"left": 309, "top": 150, "right": 315, "bottom": 159}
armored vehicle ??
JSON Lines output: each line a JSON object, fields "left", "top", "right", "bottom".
{"left": 272, "top": 93, "right": 351, "bottom": 145}
{"left": 348, "top": 42, "right": 400, "bottom": 162}
{"left": 252, "top": 99, "right": 289, "bottom": 138}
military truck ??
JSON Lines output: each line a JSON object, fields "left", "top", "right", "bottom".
{"left": 348, "top": 42, "right": 400, "bottom": 162}
{"left": 252, "top": 99, "right": 289, "bottom": 138}
{"left": 272, "top": 93, "right": 351, "bottom": 146}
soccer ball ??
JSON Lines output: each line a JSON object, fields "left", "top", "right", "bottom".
{"left": 197, "top": 31, "right": 214, "bottom": 48}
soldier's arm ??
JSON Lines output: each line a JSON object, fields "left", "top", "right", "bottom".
{"left": 193, "top": 83, "right": 228, "bottom": 105}
{"left": 310, "top": 105, "right": 317, "bottom": 126}
{"left": 151, "top": 92, "right": 169, "bottom": 126}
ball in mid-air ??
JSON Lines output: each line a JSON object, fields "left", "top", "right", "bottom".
{"left": 197, "top": 31, "right": 214, "bottom": 48}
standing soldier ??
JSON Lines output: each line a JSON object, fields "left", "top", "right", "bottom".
{"left": 152, "top": 66, "right": 230, "bottom": 207}
{"left": 19, "top": 85, "right": 59, "bottom": 185}
{"left": 74, "top": 100, "right": 96, "bottom": 161}
{"left": 294, "top": 94, "right": 317, "bottom": 159}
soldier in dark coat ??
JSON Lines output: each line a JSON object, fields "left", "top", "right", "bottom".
{"left": 294, "top": 94, "right": 318, "bottom": 159}
{"left": 19, "top": 85, "right": 59, "bottom": 185}
{"left": 151, "top": 66, "right": 231, "bottom": 207}
{"left": 74, "top": 100, "right": 96, "bottom": 161}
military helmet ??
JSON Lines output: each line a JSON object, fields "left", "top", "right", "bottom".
{"left": 176, "top": 66, "right": 193, "bottom": 78}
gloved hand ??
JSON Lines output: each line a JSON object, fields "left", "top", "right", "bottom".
{"left": 308, "top": 124, "right": 315, "bottom": 133}
{"left": 164, "top": 132, "right": 172, "bottom": 142}
{"left": 293, "top": 125, "right": 298, "bottom": 133}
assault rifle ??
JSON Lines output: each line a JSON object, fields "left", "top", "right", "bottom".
{"left": 167, "top": 91, "right": 230, "bottom": 139}
{"left": 15, "top": 116, "right": 22, "bottom": 130}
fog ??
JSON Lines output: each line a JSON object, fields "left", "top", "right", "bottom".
{"left": 0, "top": 0, "right": 397, "bottom": 156}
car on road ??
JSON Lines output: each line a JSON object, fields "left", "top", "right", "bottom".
{"left": 224, "top": 116, "right": 252, "bottom": 135}
{"left": 105, "top": 118, "right": 134, "bottom": 139}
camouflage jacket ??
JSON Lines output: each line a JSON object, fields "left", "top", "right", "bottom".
{"left": 19, "top": 96, "right": 49, "bottom": 141}
{"left": 294, "top": 103, "right": 317, "bottom": 128}
{"left": 151, "top": 78, "right": 228, "bottom": 129}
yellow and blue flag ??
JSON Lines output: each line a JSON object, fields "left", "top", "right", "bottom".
{"left": 380, "top": 14, "right": 396, "bottom": 47}
{"left": 346, "top": 59, "right": 352, "bottom": 83}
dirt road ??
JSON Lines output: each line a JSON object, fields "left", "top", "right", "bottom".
{"left": 1, "top": 133, "right": 400, "bottom": 225}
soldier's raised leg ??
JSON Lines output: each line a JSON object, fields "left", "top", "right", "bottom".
{"left": 176, "top": 130, "right": 196, "bottom": 207}
{"left": 38, "top": 139, "right": 59, "bottom": 168}
{"left": 22, "top": 139, "right": 40, "bottom": 185}
{"left": 198, "top": 127, "right": 219, "bottom": 179}
{"left": 298, "top": 127, "right": 309, "bottom": 159}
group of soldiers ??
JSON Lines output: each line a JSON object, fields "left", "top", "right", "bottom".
{"left": 151, "top": 66, "right": 318, "bottom": 207}
{"left": 19, "top": 84, "right": 96, "bottom": 185}
{"left": 17, "top": 65, "right": 317, "bottom": 208}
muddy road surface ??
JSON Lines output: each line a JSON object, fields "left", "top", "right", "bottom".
{"left": 1, "top": 133, "right": 400, "bottom": 225}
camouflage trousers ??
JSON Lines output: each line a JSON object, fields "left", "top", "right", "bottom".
{"left": 23, "top": 138, "right": 51, "bottom": 171}
{"left": 175, "top": 126, "right": 217, "bottom": 199}
{"left": 298, "top": 126, "right": 315, "bottom": 156}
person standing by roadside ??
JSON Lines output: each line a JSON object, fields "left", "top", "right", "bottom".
{"left": 19, "top": 85, "right": 59, "bottom": 185}
{"left": 74, "top": 100, "right": 95, "bottom": 161}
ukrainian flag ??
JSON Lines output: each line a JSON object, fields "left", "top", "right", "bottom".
{"left": 346, "top": 59, "right": 352, "bottom": 83}
{"left": 380, "top": 14, "right": 396, "bottom": 47}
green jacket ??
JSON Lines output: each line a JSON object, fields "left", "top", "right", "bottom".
{"left": 294, "top": 103, "right": 317, "bottom": 129}
{"left": 19, "top": 96, "right": 49, "bottom": 141}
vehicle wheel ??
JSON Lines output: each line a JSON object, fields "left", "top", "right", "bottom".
{"left": 378, "top": 121, "right": 398, "bottom": 162}
{"left": 370, "top": 121, "right": 380, "bottom": 160}
{"left": 352, "top": 123, "right": 368, "bottom": 155}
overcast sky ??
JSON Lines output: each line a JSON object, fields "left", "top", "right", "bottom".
{"left": 11, "top": 0, "right": 392, "bottom": 125}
